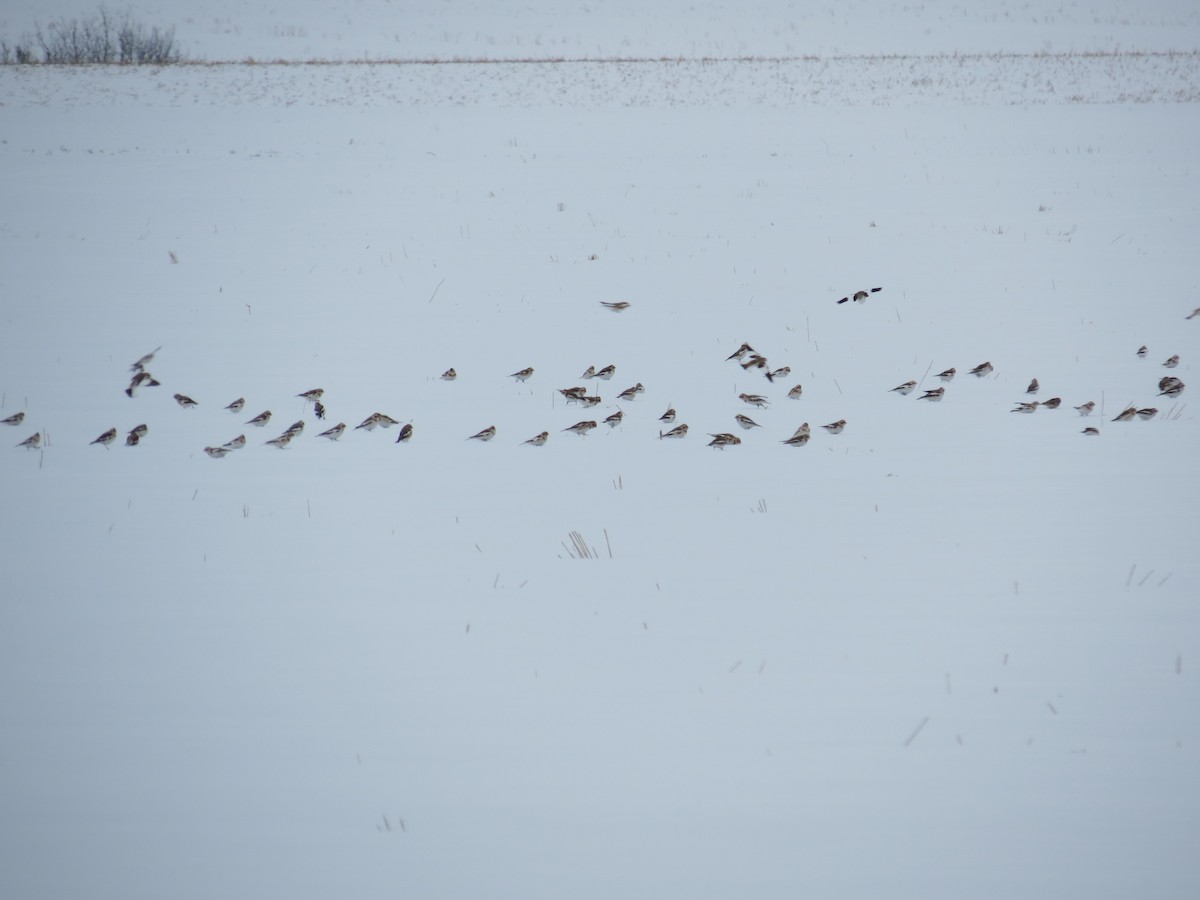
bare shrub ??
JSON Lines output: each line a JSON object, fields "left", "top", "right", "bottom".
{"left": 16, "top": 5, "right": 184, "bottom": 65}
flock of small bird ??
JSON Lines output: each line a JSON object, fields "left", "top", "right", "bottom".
{"left": 5, "top": 300, "right": 1195, "bottom": 454}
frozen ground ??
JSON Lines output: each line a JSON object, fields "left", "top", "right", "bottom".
{"left": 1, "top": 4, "right": 1199, "bottom": 899}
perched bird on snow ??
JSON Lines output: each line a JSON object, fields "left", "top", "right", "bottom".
{"left": 969, "top": 361, "right": 994, "bottom": 377}
{"left": 174, "top": 393, "right": 198, "bottom": 409}
{"left": 659, "top": 424, "right": 688, "bottom": 439}
{"left": 468, "top": 425, "right": 497, "bottom": 442}
{"left": 523, "top": 431, "right": 549, "bottom": 446}
{"left": 837, "top": 287, "right": 883, "bottom": 304}
{"left": 203, "top": 445, "right": 231, "bottom": 458}
{"left": 788, "top": 423, "right": 811, "bottom": 440}
{"left": 600, "top": 301, "right": 630, "bottom": 312}
{"left": 1011, "top": 401, "right": 1039, "bottom": 413}
{"left": 1075, "top": 401, "right": 1095, "bottom": 416}
{"left": 604, "top": 410, "right": 624, "bottom": 427}
{"left": 126, "top": 424, "right": 148, "bottom": 446}
{"left": 1026, "top": 378, "right": 1039, "bottom": 394}
{"left": 225, "top": 398, "right": 245, "bottom": 413}
{"left": 1041, "top": 397, "right": 1062, "bottom": 409}
{"left": 738, "top": 393, "right": 769, "bottom": 408}
{"left": 2, "top": 412, "right": 26, "bottom": 426}
{"left": 1163, "top": 355, "right": 1180, "bottom": 368}
{"left": 246, "top": 410, "right": 272, "bottom": 427}
{"left": 559, "top": 386, "right": 588, "bottom": 401}
{"left": 283, "top": 420, "right": 305, "bottom": 437}
{"left": 920, "top": 387, "right": 945, "bottom": 401}
{"left": 317, "top": 423, "right": 346, "bottom": 441}
{"left": 659, "top": 406, "right": 676, "bottom": 423}
{"left": 510, "top": 367, "right": 534, "bottom": 381}
{"left": 787, "top": 384, "right": 804, "bottom": 400}
{"left": 822, "top": 419, "right": 847, "bottom": 434}
{"left": 17, "top": 432, "right": 41, "bottom": 450}
{"left": 440, "top": 368, "right": 457, "bottom": 381}
{"left": 1158, "top": 378, "right": 1185, "bottom": 397}
{"left": 265, "top": 432, "right": 293, "bottom": 449}
{"left": 1137, "top": 345, "right": 1149, "bottom": 358}
{"left": 222, "top": 434, "right": 246, "bottom": 450}
{"left": 726, "top": 343, "right": 754, "bottom": 362}
{"left": 564, "top": 420, "right": 598, "bottom": 436}
{"left": 395, "top": 423, "right": 413, "bottom": 443}
{"left": 782, "top": 432, "right": 810, "bottom": 447}
{"left": 596, "top": 364, "right": 617, "bottom": 380}
{"left": 580, "top": 366, "right": 596, "bottom": 379}
{"left": 1111, "top": 407, "right": 1137, "bottom": 422}
{"left": 766, "top": 366, "right": 790, "bottom": 383}
{"left": 616, "top": 384, "right": 643, "bottom": 401}
{"left": 1136, "top": 407, "right": 1158, "bottom": 420}
{"left": 1082, "top": 426, "right": 1101, "bottom": 436}
{"left": 355, "top": 414, "right": 384, "bottom": 431}
{"left": 891, "top": 380, "right": 917, "bottom": 395}
{"left": 91, "top": 427, "right": 117, "bottom": 448}
{"left": 707, "top": 432, "right": 741, "bottom": 448}
{"left": 297, "top": 388, "right": 324, "bottom": 402}
{"left": 579, "top": 395, "right": 603, "bottom": 407}
{"left": 734, "top": 414, "right": 761, "bottom": 430}
{"left": 936, "top": 368, "right": 957, "bottom": 382}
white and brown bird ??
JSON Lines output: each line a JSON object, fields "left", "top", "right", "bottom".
{"left": 766, "top": 366, "right": 791, "bottom": 383}
{"left": 125, "top": 371, "right": 160, "bottom": 397}
{"left": 734, "top": 414, "right": 761, "bottom": 430}
{"left": 738, "top": 393, "right": 769, "bottom": 408}
{"left": 616, "top": 384, "right": 643, "bottom": 401}
{"left": 822, "top": 419, "right": 846, "bottom": 434}
{"left": 441, "top": 368, "right": 457, "bottom": 381}
{"left": 468, "top": 425, "right": 497, "bottom": 442}
{"left": 283, "top": 420, "right": 305, "bottom": 437}
{"left": 659, "top": 423, "right": 688, "bottom": 439}
{"left": 129, "top": 346, "right": 160, "bottom": 372}
{"left": 580, "top": 365, "right": 596, "bottom": 379}
{"left": 1136, "top": 407, "right": 1158, "bottom": 420}
{"left": 600, "top": 301, "right": 630, "bottom": 312}
{"left": 222, "top": 434, "right": 246, "bottom": 450}
{"left": 969, "top": 361, "right": 994, "bottom": 377}
{"left": 395, "top": 423, "right": 413, "bottom": 443}
{"left": 920, "top": 387, "right": 945, "bottom": 401}
{"left": 782, "top": 432, "right": 810, "bottom": 447}
{"left": 91, "top": 427, "right": 117, "bottom": 448}
{"left": 1163, "top": 355, "right": 1180, "bottom": 368}
{"left": 1111, "top": 407, "right": 1137, "bottom": 422}
{"left": 510, "top": 367, "right": 534, "bottom": 381}
{"left": 522, "top": 431, "right": 549, "bottom": 446}
{"left": 317, "top": 423, "right": 346, "bottom": 441}
{"left": 559, "top": 386, "right": 589, "bottom": 402}
{"left": 313, "top": 401, "right": 326, "bottom": 420}
{"left": 604, "top": 410, "right": 624, "bottom": 427}
{"left": 1026, "top": 378, "right": 1039, "bottom": 394}
{"left": 1012, "top": 401, "right": 1039, "bottom": 413}
{"left": 726, "top": 343, "right": 754, "bottom": 362}
{"left": 596, "top": 364, "right": 617, "bottom": 380}
{"left": 1075, "top": 401, "right": 1095, "bottom": 416}
{"left": 787, "top": 384, "right": 804, "bottom": 400}
{"left": 564, "top": 420, "right": 598, "bottom": 436}
{"left": 2, "top": 412, "right": 26, "bottom": 426}
{"left": 891, "top": 380, "right": 917, "bottom": 395}
{"left": 659, "top": 406, "right": 676, "bottom": 423}
{"left": 174, "top": 393, "right": 198, "bottom": 409}
{"left": 837, "top": 287, "right": 883, "bottom": 304}
{"left": 1041, "top": 397, "right": 1062, "bottom": 409}
{"left": 740, "top": 354, "right": 768, "bottom": 371}
{"left": 708, "top": 432, "right": 742, "bottom": 449}
{"left": 1082, "top": 426, "right": 1101, "bottom": 436}
{"left": 125, "top": 424, "right": 147, "bottom": 446}
{"left": 203, "top": 445, "right": 231, "bottom": 458}
{"left": 265, "top": 432, "right": 294, "bottom": 449}
{"left": 788, "top": 423, "right": 811, "bottom": 440}
{"left": 225, "top": 398, "right": 245, "bottom": 413}
{"left": 580, "top": 395, "right": 603, "bottom": 407}
{"left": 17, "top": 432, "right": 41, "bottom": 450}
{"left": 1158, "top": 377, "right": 1185, "bottom": 397}
{"left": 354, "top": 414, "right": 382, "bottom": 431}
{"left": 246, "top": 410, "right": 272, "bottom": 427}
{"left": 297, "top": 388, "right": 324, "bottom": 403}
{"left": 1137, "top": 345, "right": 1149, "bottom": 358}
{"left": 936, "top": 367, "right": 957, "bottom": 382}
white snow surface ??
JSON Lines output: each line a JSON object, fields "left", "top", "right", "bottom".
{"left": 2, "top": 4, "right": 1199, "bottom": 899}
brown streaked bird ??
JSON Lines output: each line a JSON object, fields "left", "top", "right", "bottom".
{"left": 395, "top": 423, "right": 413, "bottom": 443}
{"left": 559, "top": 386, "right": 588, "bottom": 401}
{"left": 1158, "top": 378, "right": 1185, "bottom": 398}
{"left": 246, "top": 410, "right": 272, "bottom": 427}
{"left": 726, "top": 342, "right": 754, "bottom": 362}
{"left": 600, "top": 301, "right": 630, "bottom": 312}
{"left": 920, "top": 387, "right": 945, "bottom": 401}
{"left": 318, "top": 423, "right": 346, "bottom": 441}
{"left": 822, "top": 419, "right": 847, "bottom": 434}
{"left": 1163, "top": 355, "right": 1179, "bottom": 368}
{"left": 129, "top": 346, "right": 161, "bottom": 372}
{"left": 225, "top": 397, "right": 245, "bottom": 413}
{"left": 936, "top": 367, "right": 957, "bottom": 382}
{"left": 125, "top": 371, "right": 160, "bottom": 397}
{"left": 659, "top": 423, "right": 688, "bottom": 439}
{"left": 1137, "top": 345, "right": 1149, "bottom": 358}
{"left": 222, "top": 434, "right": 246, "bottom": 450}
{"left": 604, "top": 410, "right": 624, "bottom": 427}
{"left": 523, "top": 431, "right": 549, "bottom": 446}
{"left": 891, "top": 380, "right": 917, "bottom": 395}
{"left": 738, "top": 393, "right": 769, "bottom": 408}
{"left": 1075, "top": 401, "right": 1095, "bottom": 416}
{"left": 787, "top": 384, "right": 804, "bottom": 400}
{"left": 510, "top": 367, "right": 534, "bottom": 381}
{"left": 580, "top": 395, "right": 603, "bottom": 407}
{"left": 467, "top": 425, "right": 497, "bottom": 442}
{"left": 1011, "top": 401, "right": 1039, "bottom": 413}
{"left": 297, "top": 388, "right": 324, "bottom": 402}
{"left": 1041, "top": 397, "right": 1062, "bottom": 409}
{"left": 91, "top": 427, "right": 117, "bottom": 448}
{"left": 766, "top": 366, "right": 790, "bottom": 383}
{"left": 580, "top": 365, "right": 596, "bottom": 379}
{"left": 616, "top": 385, "right": 641, "bottom": 401}
{"left": 708, "top": 432, "right": 742, "bottom": 449}
{"left": 2, "top": 412, "right": 26, "bottom": 426}
{"left": 659, "top": 406, "right": 676, "bottom": 423}
{"left": 17, "top": 432, "right": 41, "bottom": 450}
{"left": 1136, "top": 407, "right": 1158, "bottom": 420}
{"left": 837, "top": 286, "right": 882, "bottom": 304}
{"left": 1111, "top": 407, "right": 1137, "bottom": 422}
{"left": 740, "top": 354, "right": 768, "bottom": 371}
{"left": 596, "top": 364, "right": 617, "bottom": 380}
{"left": 788, "top": 423, "right": 811, "bottom": 440}
{"left": 782, "top": 432, "right": 810, "bottom": 447}
{"left": 313, "top": 401, "right": 326, "bottom": 420}
{"left": 441, "top": 368, "right": 457, "bottom": 381}
{"left": 1082, "top": 426, "right": 1101, "bottom": 436}
{"left": 1026, "top": 378, "right": 1039, "bottom": 394}
{"left": 126, "top": 424, "right": 148, "bottom": 446}
{"left": 734, "top": 414, "right": 761, "bottom": 430}
{"left": 174, "top": 393, "right": 198, "bottom": 409}
{"left": 203, "top": 446, "right": 231, "bottom": 458}
{"left": 563, "top": 420, "right": 598, "bottom": 436}
{"left": 265, "top": 432, "right": 294, "bottom": 449}
{"left": 969, "top": 361, "right": 994, "bottom": 377}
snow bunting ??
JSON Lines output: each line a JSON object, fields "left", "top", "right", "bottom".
{"left": 91, "top": 427, "right": 117, "bottom": 448}
{"left": 281, "top": 421, "right": 303, "bottom": 437}
{"left": 1075, "top": 401, "right": 1095, "bottom": 416}
{"left": 788, "top": 423, "right": 811, "bottom": 440}
{"left": 313, "top": 401, "right": 326, "bottom": 420}
{"left": 222, "top": 434, "right": 246, "bottom": 450}
{"left": 523, "top": 431, "right": 549, "bottom": 446}
{"left": 468, "top": 425, "right": 497, "bottom": 441}
{"left": 937, "top": 368, "right": 957, "bottom": 382}
{"left": 580, "top": 395, "right": 603, "bottom": 407}
{"left": 395, "top": 423, "right": 413, "bottom": 443}
{"left": 510, "top": 367, "right": 535, "bottom": 381}
{"left": 837, "top": 287, "right": 883, "bottom": 304}
{"left": 969, "top": 361, "right": 994, "bottom": 377}
{"left": 374, "top": 414, "right": 400, "bottom": 429}
{"left": 782, "top": 432, "right": 810, "bottom": 447}
{"left": 1137, "top": 345, "right": 1149, "bottom": 358}
{"left": 2, "top": 412, "right": 25, "bottom": 426}
{"left": 1041, "top": 397, "right": 1062, "bottom": 409}
{"left": 1082, "top": 426, "right": 1101, "bottom": 436}
{"left": 203, "top": 445, "right": 231, "bottom": 458}
{"left": 708, "top": 432, "right": 741, "bottom": 448}
{"left": 265, "top": 432, "right": 293, "bottom": 448}
{"left": 740, "top": 354, "right": 768, "bottom": 371}
{"left": 130, "top": 423, "right": 148, "bottom": 439}
{"left": 920, "top": 387, "right": 945, "bottom": 401}
{"left": 563, "top": 420, "right": 598, "bottom": 436}
{"left": 659, "top": 406, "right": 676, "bottom": 423}
{"left": 1026, "top": 378, "right": 1039, "bottom": 394}
{"left": 616, "top": 385, "right": 641, "bottom": 401}
{"left": 604, "top": 410, "right": 624, "bottom": 427}
{"left": 317, "top": 423, "right": 346, "bottom": 441}
{"left": 297, "top": 388, "right": 324, "bottom": 402}
{"left": 580, "top": 366, "right": 596, "bottom": 379}
{"left": 726, "top": 342, "right": 754, "bottom": 361}
{"left": 787, "top": 384, "right": 804, "bottom": 400}
{"left": 1158, "top": 378, "right": 1185, "bottom": 397}
{"left": 355, "top": 414, "right": 381, "bottom": 431}
{"left": 596, "top": 364, "right": 617, "bottom": 380}
{"left": 225, "top": 398, "right": 245, "bottom": 413}
{"left": 246, "top": 410, "right": 272, "bottom": 427}
{"left": 659, "top": 423, "right": 688, "bottom": 439}
{"left": 600, "top": 301, "right": 630, "bottom": 311}
{"left": 891, "top": 380, "right": 917, "bottom": 395}
{"left": 125, "top": 371, "right": 160, "bottom": 397}
{"left": 1159, "top": 376, "right": 1182, "bottom": 392}
{"left": 738, "top": 393, "right": 769, "bottom": 408}
{"left": 129, "top": 346, "right": 160, "bottom": 372}
{"left": 125, "top": 424, "right": 147, "bottom": 446}
{"left": 734, "top": 413, "right": 761, "bottom": 430}
{"left": 1136, "top": 407, "right": 1158, "bottom": 420}
{"left": 1111, "top": 407, "right": 1137, "bottom": 422}
{"left": 17, "top": 432, "right": 41, "bottom": 450}
{"left": 1011, "top": 401, "right": 1039, "bottom": 413}
{"left": 822, "top": 419, "right": 846, "bottom": 434}
{"left": 174, "top": 393, "right": 198, "bottom": 409}
{"left": 766, "top": 366, "right": 791, "bottom": 383}
{"left": 559, "top": 386, "right": 588, "bottom": 401}
{"left": 1163, "top": 355, "right": 1180, "bottom": 368}
{"left": 441, "top": 368, "right": 457, "bottom": 381}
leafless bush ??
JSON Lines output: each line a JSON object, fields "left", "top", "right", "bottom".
{"left": 8, "top": 5, "right": 185, "bottom": 65}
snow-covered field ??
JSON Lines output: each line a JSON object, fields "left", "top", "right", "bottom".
{"left": 2, "top": 3, "right": 1199, "bottom": 898}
